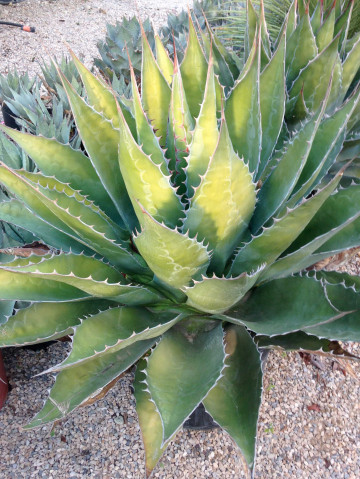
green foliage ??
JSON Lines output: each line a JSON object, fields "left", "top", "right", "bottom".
{"left": 0, "top": 2, "right": 360, "bottom": 477}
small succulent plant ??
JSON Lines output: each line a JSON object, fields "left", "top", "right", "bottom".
{"left": 0, "top": 56, "right": 84, "bottom": 147}
{"left": 0, "top": 1, "right": 360, "bottom": 477}
{"left": 94, "top": 0, "right": 226, "bottom": 83}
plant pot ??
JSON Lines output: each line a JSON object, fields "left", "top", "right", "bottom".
{"left": 1, "top": 103, "right": 20, "bottom": 130}
{"left": 183, "top": 347, "right": 270, "bottom": 430}
{"left": 0, "top": 351, "right": 8, "bottom": 410}
{"left": 183, "top": 402, "right": 219, "bottom": 430}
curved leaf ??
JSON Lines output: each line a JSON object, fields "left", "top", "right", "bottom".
{"left": 289, "top": 35, "right": 339, "bottom": 114}
{"left": 184, "top": 267, "right": 264, "bottom": 314}
{"left": 51, "top": 308, "right": 182, "bottom": 371}
{"left": 141, "top": 24, "right": 171, "bottom": 146}
{"left": 134, "top": 206, "right": 210, "bottom": 290}
{"left": 221, "top": 275, "right": 344, "bottom": 336}
{"left": 0, "top": 199, "right": 91, "bottom": 254}
{"left": 0, "top": 300, "right": 113, "bottom": 346}
{"left": 2, "top": 253, "right": 161, "bottom": 305}
{"left": 0, "top": 126, "right": 119, "bottom": 223}
{"left": 286, "top": 13, "right": 317, "bottom": 87}
{"left": 60, "top": 73, "right": 136, "bottom": 231}
{"left": 259, "top": 30, "right": 286, "bottom": 176}
{"left": 118, "top": 105, "right": 183, "bottom": 229}
{"left": 251, "top": 99, "right": 327, "bottom": 233}
{"left": 231, "top": 172, "right": 341, "bottom": 276}
{"left": 185, "top": 59, "right": 218, "bottom": 198}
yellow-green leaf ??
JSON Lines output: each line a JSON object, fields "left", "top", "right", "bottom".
{"left": 180, "top": 13, "right": 208, "bottom": 118}
{"left": 185, "top": 59, "right": 219, "bottom": 197}
{"left": 118, "top": 106, "right": 183, "bottom": 229}
{"left": 141, "top": 25, "right": 171, "bottom": 146}
{"left": 184, "top": 118, "right": 256, "bottom": 274}
{"left": 134, "top": 207, "right": 210, "bottom": 290}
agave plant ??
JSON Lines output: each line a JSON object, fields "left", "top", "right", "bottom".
{"left": 1, "top": 1, "right": 360, "bottom": 477}
{"left": 0, "top": 57, "right": 84, "bottom": 148}
{"left": 212, "top": 0, "right": 360, "bottom": 49}
{"left": 94, "top": 0, "right": 226, "bottom": 84}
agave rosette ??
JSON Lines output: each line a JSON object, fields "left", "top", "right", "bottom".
{"left": 0, "top": 1, "right": 360, "bottom": 477}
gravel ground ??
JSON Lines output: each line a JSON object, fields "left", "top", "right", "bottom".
{"left": 1, "top": 0, "right": 360, "bottom": 478}
{"left": 1, "top": 310, "right": 360, "bottom": 479}
{"left": 0, "top": 0, "right": 192, "bottom": 76}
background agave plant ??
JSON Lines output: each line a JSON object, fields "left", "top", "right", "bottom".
{"left": 94, "top": 0, "right": 225, "bottom": 84}
{"left": 0, "top": 1, "right": 360, "bottom": 477}
{"left": 212, "top": 0, "right": 360, "bottom": 49}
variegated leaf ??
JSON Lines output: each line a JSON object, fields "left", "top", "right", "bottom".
{"left": 117, "top": 105, "right": 183, "bottom": 229}
{"left": 184, "top": 267, "right": 265, "bottom": 314}
{"left": 0, "top": 300, "right": 113, "bottom": 346}
{"left": 145, "top": 323, "right": 225, "bottom": 443}
{"left": 25, "top": 339, "right": 156, "bottom": 428}
{"left": 203, "top": 325, "right": 262, "bottom": 474}
{"left": 231, "top": 168, "right": 341, "bottom": 276}
{"left": 180, "top": 12, "right": 208, "bottom": 119}
{"left": 134, "top": 206, "right": 210, "bottom": 290}
{"left": 225, "top": 31, "right": 261, "bottom": 175}
{"left": 50, "top": 308, "right": 183, "bottom": 371}
{"left": 185, "top": 58, "right": 219, "bottom": 198}
{"left": 184, "top": 118, "right": 256, "bottom": 274}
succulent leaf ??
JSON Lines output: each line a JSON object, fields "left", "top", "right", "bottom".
{"left": 225, "top": 32, "right": 261, "bottom": 175}
{"left": 60, "top": 73, "right": 137, "bottom": 231}
{"left": 145, "top": 323, "right": 225, "bottom": 443}
{"left": 203, "top": 325, "right": 262, "bottom": 473}
{"left": 261, "top": 208, "right": 360, "bottom": 282}
{"left": 341, "top": 34, "right": 360, "bottom": 98}
{"left": 155, "top": 34, "right": 174, "bottom": 85}
{"left": 0, "top": 126, "right": 120, "bottom": 223}
{"left": 25, "top": 338, "right": 156, "bottom": 428}
{"left": 0, "top": 268, "right": 89, "bottom": 302}
{"left": 0, "top": 253, "right": 160, "bottom": 304}
{"left": 184, "top": 266, "right": 265, "bottom": 314}
{"left": 259, "top": 29, "right": 286, "bottom": 177}
{"left": 255, "top": 331, "right": 333, "bottom": 351}
{"left": 232, "top": 165, "right": 341, "bottom": 277}
{"left": 134, "top": 359, "right": 172, "bottom": 478}
{"left": 134, "top": 207, "right": 210, "bottom": 290}
{"left": 180, "top": 13, "right": 208, "bottom": 119}
{"left": 69, "top": 50, "right": 122, "bottom": 129}
{"left": 251, "top": 98, "right": 327, "bottom": 233}
{"left": 289, "top": 35, "right": 340, "bottom": 114}
{"left": 129, "top": 61, "right": 169, "bottom": 176}
{"left": 141, "top": 24, "right": 171, "bottom": 146}
{"left": 166, "top": 51, "right": 194, "bottom": 190}
{"left": 51, "top": 308, "right": 182, "bottom": 371}
{"left": 290, "top": 90, "right": 360, "bottom": 203}
{"left": 290, "top": 184, "right": 360, "bottom": 257}
{"left": 184, "top": 118, "right": 256, "bottom": 273}
{"left": 221, "top": 275, "right": 345, "bottom": 336}
{"left": 315, "top": 3, "right": 335, "bottom": 52}
{"left": 245, "top": 0, "right": 258, "bottom": 62}
{"left": 185, "top": 58, "right": 219, "bottom": 198}
{"left": 0, "top": 300, "right": 14, "bottom": 325}
{"left": 0, "top": 199, "right": 90, "bottom": 254}
{"left": 285, "top": 13, "right": 318, "bottom": 87}
{"left": 0, "top": 300, "right": 113, "bottom": 346}
{"left": 0, "top": 165, "right": 145, "bottom": 272}
{"left": 117, "top": 105, "right": 183, "bottom": 229}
